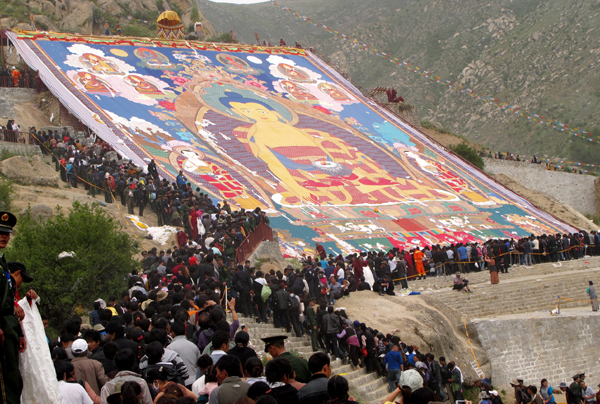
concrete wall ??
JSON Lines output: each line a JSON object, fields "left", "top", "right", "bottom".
{"left": 434, "top": 268, "right": 600, "bottom": 320}
{"left": 469, "top": 313, "right": 600, "bottom": 388}
{"left": 483, "top": 157, "right": 598, "bottom": 216}
{"left": 0, "top": 88, "right": 36, "bottom": 120}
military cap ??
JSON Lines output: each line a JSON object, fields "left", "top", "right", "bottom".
{"left": 0, "top": 212, "right": 16, "bottom": 234}
{"left": 261, "top": 335, "right": 287, "bottom": 353}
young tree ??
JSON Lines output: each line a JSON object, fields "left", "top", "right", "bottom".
{"left": 450, "top": 142, "right": 485, "bottom": 170}
{"left": 9, "top": 202, "right": 139, "bottom": 327}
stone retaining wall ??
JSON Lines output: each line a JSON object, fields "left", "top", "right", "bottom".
{"left": 469, "top": 314, "right": 600, "bottom": 388}
{"left": 483, "top": 157, "right": 598, "bottom": 215}
{"left": 0, "top": 87, "right": 36, "bottom": 120}
{"left": 0, "top": 141, "right": 41, "bottom": 156}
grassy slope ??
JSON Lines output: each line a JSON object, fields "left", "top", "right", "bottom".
{"left": 198, "top": 0, "right": 600, "bottom": 164}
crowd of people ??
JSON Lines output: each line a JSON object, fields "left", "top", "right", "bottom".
{"left": 511, "top": 375, "right": 600, "bottom": 404}
{"left": 43, "top": 240, "right": 484, "bottom": 404}
{"left": 482, "top": 151, "right": 587, "bottom": 174}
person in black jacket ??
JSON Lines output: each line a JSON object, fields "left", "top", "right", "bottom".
{"left": 360, "top": 323, "right": 382, "bottom": 377}
{"left": 273, "top": 283, "right": 291, "bottom": 332}
{"left": 234, "top": 265, "right": 254, "bottom": 317}
{"left": 321, "top": 306, "right": 344, "bottom": 359}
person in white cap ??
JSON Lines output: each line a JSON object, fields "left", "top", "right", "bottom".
{"left": 490, "top": 390, "right": 504, "bottom": 404}
{"left": 71, "top": 339, "right": 110, "bottom": 396}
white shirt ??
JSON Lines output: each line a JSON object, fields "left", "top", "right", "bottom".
{"left": 210, "top": 350, "right": 227, "bottom": 364}
{"left": 192, "top": 375, "right": 206, "bottom": 397}
{"left": 447, "top": 250, "right": 454, "bottom": 259}
{"left": 255, "top": 277, "right": 267, "bottom": 286}
{"left": 336, "top": 268, "right": 344, "bottom": 279}
{"left": 58, "top": 380, "right": 93, "bottom": 404}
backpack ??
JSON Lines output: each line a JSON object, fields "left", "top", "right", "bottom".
{"left": 261, "top": 285, "right": 272, "bottom": 302}
{"left": 289, "top": 295, "right": 300, "bottom": 310}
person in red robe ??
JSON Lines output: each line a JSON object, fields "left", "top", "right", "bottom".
{"left": 353, "top": 256, "right": 364, "bottom": 280}
{"left": 404, "top": 250, "right": 415, "bottom": 279}
{"left": 315, "top": 242, "right": 326, "bottom": 260}
{"left": 189, "top": 208, "right": 199, "bottom": 241}
{"left": 176, "top": 228, "right": 188, "bottom": 248}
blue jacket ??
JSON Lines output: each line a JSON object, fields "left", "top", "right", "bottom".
{"left": 383, "top": 350, "right": 404, "bottom": 370}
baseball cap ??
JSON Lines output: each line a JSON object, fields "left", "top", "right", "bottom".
{"left": 399, "top": 369, "right": 423, "bottom": 392}
{"left": 71, "top": 339, "right": 88, "bottom": 353}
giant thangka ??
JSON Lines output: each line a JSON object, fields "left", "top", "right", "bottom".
{"left": 8, "top": 31, "right": 577, "bottom": 257}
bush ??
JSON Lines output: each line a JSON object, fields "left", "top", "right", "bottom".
{"left": 206, "top": 32, "right": 238, "bottom": 43}
{"left": 450, "top": 142, "right": 485, "bottom": 169}
{"left": 9, "top": 202, "right": 139, "bottom": 327}
{"left": 0, "top": 180, "right": 14, "bottom": 211}
{"left": 122, "top": 23, "right": 156, "bottom": 38}
{"left": 190, "top": 5, "right": 199, "bottom": 22}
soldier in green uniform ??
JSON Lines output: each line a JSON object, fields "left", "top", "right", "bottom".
{"left": 217, "top": 257, "right": 230, "bottom": 296}
{"left": 0, "top": 211, "right": 26, "bottom": 404}
{"left": 262, "top": 335, "right": 311, "bottom": 384}
{"left": 570, "top": 374, "right": 582, "bottom": 404}
{"left": 305, "top": 298, "right": 319, "bottom": 352}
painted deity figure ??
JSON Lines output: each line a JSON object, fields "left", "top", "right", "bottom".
{"left": 212, "top": 91, "right": 455, "bottom": 206}
{"left": 280, "top": 81, "right": 317, "bottom": 101}
{"left": 318, "top": 82, "right": 351, "bottom": 101}
{"left": 277, "top": 63, "right": 312, "bottom": 82}
{"left": 125, "top": 75, "right": 163, "bottom": 95}
{"left": 74, "top": 72, "right": 118, "bottom": 96}
{"left": 135, "top": 48, "right": 173, "bottom": 68}
{"left": 79, "top": 53, "right": 122, "bottom": 75}
{"left": 217, "top": 54, "right": 254, "bottom": 73}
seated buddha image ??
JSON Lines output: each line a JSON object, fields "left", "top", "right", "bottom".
{"left": 206, "top": 90, "right": 457, "bottom": 206}
{"left": 280, "top": 80, "right": 317, "bottom": 101}
{"left": 318, "top": 82, "right": 351, "bottom": 101}
{"left": 79, "top": 53, "right": 123, "bottom": 75}
{"left": 74, "top": 72, "right": 118, "bottom": 96}
{"left": 277, "top": 63, "right": 313, "bottom": 82}
{"left": 134, "top": 48, "right": 173, "bottom": 68}
{"left": 216, "top": 53, "right": 256, "bottom": 74}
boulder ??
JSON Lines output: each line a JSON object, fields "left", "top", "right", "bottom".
{"left": 104, "top": 151, "right": 119, "bottom": 162}
{"left": 0, "top": 155, "right": 59, "bottom": 186}
{"left": 22, "top": 204, "right": 53, "bottom": 221}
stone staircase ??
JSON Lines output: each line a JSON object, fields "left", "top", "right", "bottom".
{"left": 427, "top": 267, "right": 600, "bottom": 320}
{"left": 231, "top": 314, "right": 390, "bottom": 404}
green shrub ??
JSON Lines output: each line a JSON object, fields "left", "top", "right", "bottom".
{"left": 450, "top": 142, "right": 485, "bottom": 169}
{"left": 9, "top": 202, "right": 139, "bottom": 327}
{"left": 0, "top": 180, "right": 14, "bottom": 211}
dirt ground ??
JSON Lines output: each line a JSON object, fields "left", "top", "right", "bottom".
{"left": 12, "top": 177, "right": 176, "bottom": 255}
{"left": 15, "top": 101, "right": 53, "bottom": 130}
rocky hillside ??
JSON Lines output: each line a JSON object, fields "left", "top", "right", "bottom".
{"left": 0, "top": 0, "right": 216, "bottom": 38}
{"left": 198, "top": 0, "right": 600, "bottom": 165}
